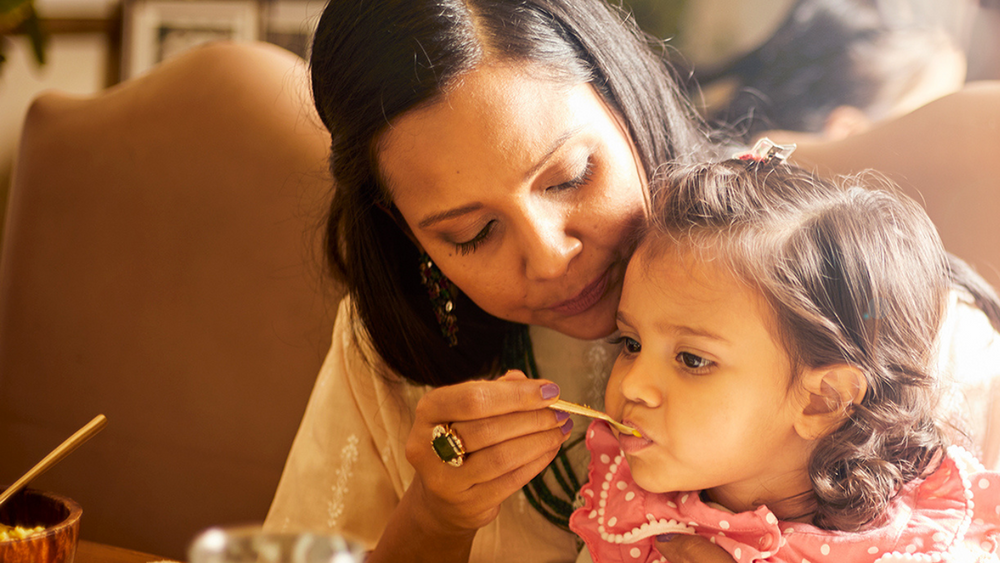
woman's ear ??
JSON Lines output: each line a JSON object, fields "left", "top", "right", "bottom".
{"left": 794, "top": 365, "right": 867, "bottom": 441}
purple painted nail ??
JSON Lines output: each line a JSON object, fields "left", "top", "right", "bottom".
{"left": 541, "top": 383, "right": 560, "bottom": 399}
{"left": 656, "top": 534, "right": 677, "bottom": 542}
{"left": 561, "top": 419, "right": 574, "bottom": 434}
{"left": 555, "top": 410, "right": 570, "bottom": 422}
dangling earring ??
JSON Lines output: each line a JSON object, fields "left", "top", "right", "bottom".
{"left": 418, "top": 252, "right": 458, "bottom": 347}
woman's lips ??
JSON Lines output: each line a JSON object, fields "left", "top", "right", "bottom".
{"left": 617, "top": 420, "right": 652, "bottom": 454}
{"left": 549, "top": 268, "right": 612, "bottom": 316}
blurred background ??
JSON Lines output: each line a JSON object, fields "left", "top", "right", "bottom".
{"left": 1, "top": 0, "right": 999, "bottom": 558}
{"left": 2, "top": 0, "right": 999, "bottom": 236}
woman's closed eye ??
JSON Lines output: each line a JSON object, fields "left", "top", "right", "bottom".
{"left": 452, "top": 157, "right": 594, "bottom": 255}
{"left": 676, "top": 352, "right": 713, "bottom": 374}
{"left": 548, "top": 157, "right": 594, "bottom": 193}
{"left": 454, "top": 220, "right": 497, "bottom": 255}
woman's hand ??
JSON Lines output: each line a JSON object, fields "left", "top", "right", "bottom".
{"left": 368, "top": 370, "right": 573, "bottom": 563}
{"left": 654, "top": 534, "right": 738, "bottom": 563}
{"left": 408, "top": 369, "right": 573, "bottom": 529}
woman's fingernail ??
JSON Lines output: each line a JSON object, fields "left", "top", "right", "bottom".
{"left": 555, "top": 410, "right": 570, "bottom": 422}
{"left": 656, "top": 534, "right": 677, "bottom": 542}
{"left": 561, "top": 419, "right": 574, "bottom": 434}
{"left": 541, "top": 383, "right": 560, "bottom": 399}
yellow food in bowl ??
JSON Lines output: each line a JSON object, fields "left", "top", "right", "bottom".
{"left": 0, "top": 523, "right": 44, "bottom": 541}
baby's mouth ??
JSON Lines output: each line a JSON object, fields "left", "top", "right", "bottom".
{"left": 616, "top": 419, "right": 652, "bottom": 450}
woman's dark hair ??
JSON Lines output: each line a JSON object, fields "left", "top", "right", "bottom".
{"left": 310, "top": 0, "right": 710, "bottom": 386}
{"left": 694, "top": 0, "right": 959, "bottom": 140}
{"left": 642, "top": 160, "right": 1000, "bottom": 531}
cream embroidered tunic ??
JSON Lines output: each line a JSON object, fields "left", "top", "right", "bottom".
{"left": 264, "top": 298, "right": 616, "bottom": 561}
{"left": 265, "top": 291, "right": 1000, "bottom": 562}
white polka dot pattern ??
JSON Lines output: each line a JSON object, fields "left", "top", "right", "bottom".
{"left": 571, "top": 424, "right": 999, "bottom": 563}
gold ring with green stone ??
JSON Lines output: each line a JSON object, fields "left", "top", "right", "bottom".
{"left": 431, "top": 424, "right": 466, "bottom": 467}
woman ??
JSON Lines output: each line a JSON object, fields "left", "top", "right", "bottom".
{"left": 265, "top": 0, "right": 720, "bottom": 560}
{"left": 263, "top": 0, "right": 1000, "bottom": 561}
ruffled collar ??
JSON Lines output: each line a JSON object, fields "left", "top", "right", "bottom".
{"left": 570, "top": 421, "right": 979, "bottom": 563}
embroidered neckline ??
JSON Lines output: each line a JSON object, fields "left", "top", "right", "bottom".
{"left": 573, "top": 421, "right": 984, "bottom": 563}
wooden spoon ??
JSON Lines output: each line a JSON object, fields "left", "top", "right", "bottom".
{"left": 0, "top": 414, "right": 108, "bottom": 509}
{"left": 548, "top": 400, "right": 642, "bottom": 438}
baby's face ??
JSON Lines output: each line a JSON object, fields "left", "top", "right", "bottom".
{"left": 605, "top": 242, "right": 814, "bottom": 513}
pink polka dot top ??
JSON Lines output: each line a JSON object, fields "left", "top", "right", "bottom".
{"left": 569, "top": 421, "right": 1000, "bottom": 563}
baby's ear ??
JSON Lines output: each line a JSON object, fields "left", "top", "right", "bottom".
{"left": 794, "top": 365, "right": 867, "bottom": 441}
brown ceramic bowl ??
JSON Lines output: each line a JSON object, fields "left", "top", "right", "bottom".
{"left": 0, "top": 488, "right": 82, "bottom": 563}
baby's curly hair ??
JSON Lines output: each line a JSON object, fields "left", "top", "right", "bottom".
{"left": 643, "top": 159, "right": 955, "bottom": 531}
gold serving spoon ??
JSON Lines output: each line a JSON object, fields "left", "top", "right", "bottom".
{"left": 548, "top": 400, "right": 642, "bottom": 438}
{"left": 0, "top": 414, "right": 108, "bottom": 510}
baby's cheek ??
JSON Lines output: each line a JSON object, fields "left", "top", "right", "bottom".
{"left": 604, "top": 372, "right": 626, "bottom": 417}
{"left": 625, "top": 456, "right": 665, "bottom": 493}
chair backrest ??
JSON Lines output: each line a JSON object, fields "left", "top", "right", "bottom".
{"left": 0, "top": 41, "right": 337, "bottom": 560}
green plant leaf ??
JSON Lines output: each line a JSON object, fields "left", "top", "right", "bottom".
{"left": 0, "top": 0, "right": 46, "bottom": 69}
{"left": 0, "top": 0, "right": 31, "bottom": 19}
{"left": 20, "top": 4, "right": 46, "bottom": 66}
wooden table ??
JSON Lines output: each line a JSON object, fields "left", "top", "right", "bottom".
{"left": 75, "top": 539, "right": 179, "bottom": 563}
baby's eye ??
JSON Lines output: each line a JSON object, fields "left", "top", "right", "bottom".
{"left": 623, "top": 337, "right": 641, "bottom": 354}
{"left": 676, "top": 352, "right": 712, "bottom": 373}
{"left": 607, "top": 334, "right": 641, "bottom": 356}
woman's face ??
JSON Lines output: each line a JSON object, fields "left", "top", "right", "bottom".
{"left": 380, "top": 62, "right": 646, "bottom": 339}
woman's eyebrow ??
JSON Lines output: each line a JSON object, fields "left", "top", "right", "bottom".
{"left": 523, "top": 125, "right": 587, "bottom": 181}
{"left": 417, "top": 126, "right": 587, "bottom": 230}
{"left": 418, "top": 203, "right": 484, "bottom": 229}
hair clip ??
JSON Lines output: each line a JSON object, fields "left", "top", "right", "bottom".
{"left": 733, "top": 138, "right": 797, "bottom": 163}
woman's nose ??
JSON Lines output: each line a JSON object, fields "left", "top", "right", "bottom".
{"left": 521, "top": 209, "right": 582, "bottom": 281}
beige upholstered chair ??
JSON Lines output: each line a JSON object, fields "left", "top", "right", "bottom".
{"left": 0, "top": 41, "right": 337, "bottom": 560}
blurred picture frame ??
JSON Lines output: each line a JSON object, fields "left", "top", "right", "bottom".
{"left": 121, "top": 0, "right": 260, "bottom": 80}
{"left": 261, "top": 0, "right": 323, "bottom": 60}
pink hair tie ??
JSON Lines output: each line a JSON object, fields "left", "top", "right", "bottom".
{"left": 733, "top": 137, "right": 797, "bottom": 164}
